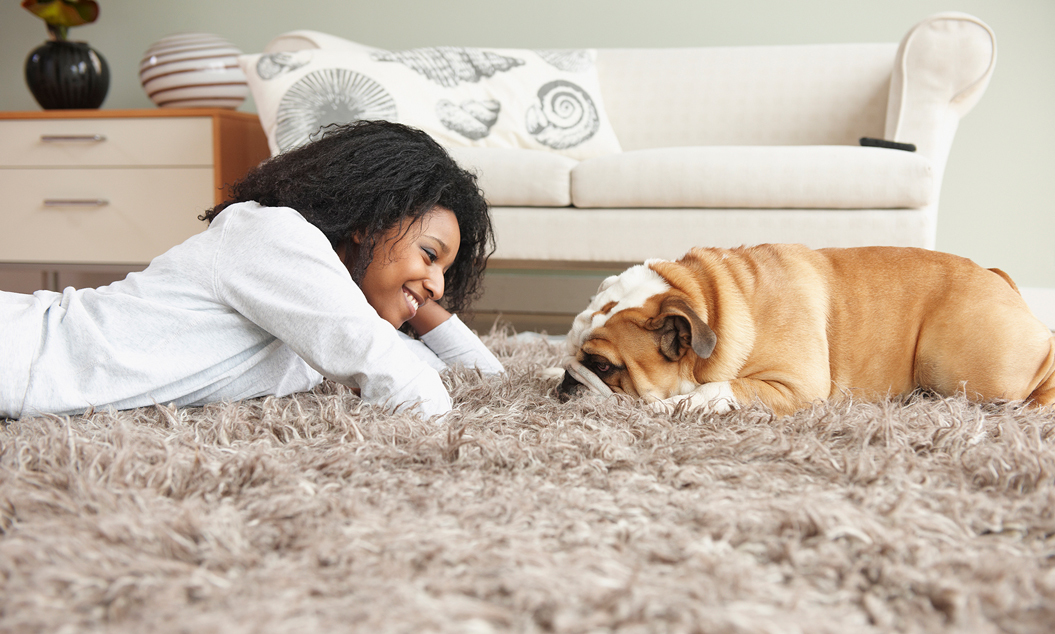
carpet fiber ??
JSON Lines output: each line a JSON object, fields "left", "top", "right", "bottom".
{"left": 2, "top": 330, "right": 1054, "bottom": 633}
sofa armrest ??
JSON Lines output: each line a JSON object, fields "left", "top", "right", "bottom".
{"left": 885, "top": 13, "right": 996, "bottom": 167}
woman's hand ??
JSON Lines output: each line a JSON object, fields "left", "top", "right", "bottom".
{"left": 407, "top": 300, "right": 452, "bottom": 335}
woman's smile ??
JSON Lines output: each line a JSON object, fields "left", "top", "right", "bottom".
{"left": 403, "top": 287, "right": 421, "bottom": 318}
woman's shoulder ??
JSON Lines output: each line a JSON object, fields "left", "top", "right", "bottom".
{"left": 212, "top": 201, "right": 307, "bottom": 229}
{"left": 208, "top": 201, "right": 343, "bottom": 283}
{"left": 211, "top": 202, "right": 327, "bottom": 245}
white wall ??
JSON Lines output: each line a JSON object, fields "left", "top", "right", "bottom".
{"left": 1, "top": 0, "right": 1053, "bottom": 312}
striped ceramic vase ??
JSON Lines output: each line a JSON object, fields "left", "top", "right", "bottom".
{"left": 139, "top": 33, "right": 248, "bottom": 109}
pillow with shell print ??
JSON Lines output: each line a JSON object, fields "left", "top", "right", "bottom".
{"left": 239, "top": 45, "right": 623, "bottom": 160}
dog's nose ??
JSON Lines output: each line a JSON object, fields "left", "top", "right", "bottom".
{"left": 557, "top": 370, "right": 583, "bottom": 402}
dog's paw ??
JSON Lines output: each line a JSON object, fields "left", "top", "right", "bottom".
{"left": 539, "top": 367, "right": 566, "bottom": 381}
{"left": 650, "top": 381, "right": 738, "bottom": 415}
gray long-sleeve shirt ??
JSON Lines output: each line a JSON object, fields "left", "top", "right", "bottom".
{"left": 1, "top": 202, "right": 501, "bottom": 420}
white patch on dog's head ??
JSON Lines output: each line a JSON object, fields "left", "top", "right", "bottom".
{"left": 564, "top": 260, "right": 671, "bottom": 359}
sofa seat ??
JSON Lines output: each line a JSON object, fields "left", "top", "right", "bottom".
{"left": 452, "top": 145, "right": 934, "bottom": 210}
{"left": 571, "top": 145, "right": 933, "bottom": 209}
{"left": 446, "top": 147, "right": 577, "bottom": 207}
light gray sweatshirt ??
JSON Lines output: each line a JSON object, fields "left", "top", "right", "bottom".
{"left": 0, "top": 202, "right": 502, "bottom": 420}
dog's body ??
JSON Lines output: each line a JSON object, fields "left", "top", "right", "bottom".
{"left": 559, "top": 245, "right": 1055, "bottom": 416}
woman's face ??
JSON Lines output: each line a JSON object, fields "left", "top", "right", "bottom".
{"left": 340, "top": 206, "right": 461, "bottom": 328}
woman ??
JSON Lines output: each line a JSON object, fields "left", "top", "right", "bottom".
{"left": 1, "top": 120, "right": 502, "bottom": 420}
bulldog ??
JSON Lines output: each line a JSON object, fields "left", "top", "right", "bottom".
{"left": 558, "top": 245, "right": 1055, "bottom": 416}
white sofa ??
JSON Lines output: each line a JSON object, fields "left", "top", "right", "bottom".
{"left": 249, "top": 13, "right": 995, "bottom": 266}
{"left": 243, "top": 14, "right": 996, "bottom": 330}
{"left": 471, "top": 13, "right": 995, "bottom": 262}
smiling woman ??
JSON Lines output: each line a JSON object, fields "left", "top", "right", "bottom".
{"left": 205, "top": 120, "right": 495, "bottom": 319}
{"left": 337, "top": 205, "right": 461, "bottom": 329}
{"left": 0, "top": 120, "right": 503, "bottom": 422}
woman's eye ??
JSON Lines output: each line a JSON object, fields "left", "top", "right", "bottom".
{"left": 422, "top": 247, "right": 438, "bottom": 262}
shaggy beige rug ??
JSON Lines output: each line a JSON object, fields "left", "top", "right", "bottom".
{"left": 2, "top": 329, "right": 1055, "bottom": 633}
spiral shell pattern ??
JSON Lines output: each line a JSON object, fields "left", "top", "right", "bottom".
{"left": 275, "top": 69, "right": 397, "bottom": 152}
{"left": 525, "top": 80, "right": 600, "bottom": 150}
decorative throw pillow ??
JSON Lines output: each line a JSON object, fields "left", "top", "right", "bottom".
{"left": 240, "top": 45, "right": 623, "bottom": 160}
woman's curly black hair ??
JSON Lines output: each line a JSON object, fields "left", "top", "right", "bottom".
{"left": 201, "top": 120, "right": 494, "bottom": 316}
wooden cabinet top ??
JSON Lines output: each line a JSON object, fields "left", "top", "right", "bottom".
{"left": 0, "top": 108, "right": 262, "bottom": 122}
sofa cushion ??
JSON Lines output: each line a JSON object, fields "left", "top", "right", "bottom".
{"left": 570, "top": 146, "right": 934, "bottom": 209}
{"left": 596, "top": 45, "right": 897, "bottom": 151}
{"left": 240, "top": 45, "right": 623, "bottom": 160}
{"left": 446, "top": 147, "right": 577, "bottom": 207}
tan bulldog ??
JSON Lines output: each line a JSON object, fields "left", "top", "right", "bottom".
{"left": 558, "top": 245, "right": 1055, "bottom": 416}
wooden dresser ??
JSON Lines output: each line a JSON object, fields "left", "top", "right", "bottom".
{"left": 0, "top": 108, "right": 269, "bottom": 291}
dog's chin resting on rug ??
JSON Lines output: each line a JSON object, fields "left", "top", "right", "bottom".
{"left": 558, "top": 244, "right": 1055, "bottom": 417}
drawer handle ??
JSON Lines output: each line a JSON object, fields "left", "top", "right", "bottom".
{"left": 43, "top": 198, "right": 110, "bottom": 207}
{"left": 40, "top": 134, "right": 107, "bottom": 143}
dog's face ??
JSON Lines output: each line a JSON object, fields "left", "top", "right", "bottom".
{"left": 559, "top": 262, "right": 717, "bottom": 403}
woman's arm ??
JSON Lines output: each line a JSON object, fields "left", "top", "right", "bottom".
{"left": 407, "top": 300, "right": 452, "bottom": 335}
{"left": 410, "top": 301, "right": 504, "bottom": 375}
{"left": 212, "top": 205, "right": 452, "bottom": 418}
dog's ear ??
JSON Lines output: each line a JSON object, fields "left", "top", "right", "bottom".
{"left": 596, "top": 274, "right": 620, "bottom": 295}
{"left": 648, "top": 297, "right": 716, "bottom": 361}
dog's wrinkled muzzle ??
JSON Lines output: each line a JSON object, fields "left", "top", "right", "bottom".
{"left": 558, "top": 360, "right": 614, "bottom": 402}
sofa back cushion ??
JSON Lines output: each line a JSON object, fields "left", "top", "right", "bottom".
{"left": 596, "top": 43, "right": 898, "bottom": 151}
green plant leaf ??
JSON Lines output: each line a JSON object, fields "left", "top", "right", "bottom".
{"left": 22, "top": 0, "right": 100, "bottom": 29}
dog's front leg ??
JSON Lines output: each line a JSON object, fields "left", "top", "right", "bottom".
{"left": 723, "top": 376, "right": 822, "bottom": 417}
{"left": 649, "top": 381, "right": 738, "bottom": 415}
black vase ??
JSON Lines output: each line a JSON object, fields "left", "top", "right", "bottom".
{"left": 24, "top": 40, "right": 110, "bottom": 110}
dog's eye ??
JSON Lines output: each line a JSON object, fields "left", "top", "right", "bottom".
{"left": 582, "top": 354, "right": 617, "bottom": 376}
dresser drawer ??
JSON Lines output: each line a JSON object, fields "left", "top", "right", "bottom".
{"left": 0, "top": 168, "right": 213, "bottom": 264}
{"left": 0, "top": 117, "right": 214, "bottom": 167}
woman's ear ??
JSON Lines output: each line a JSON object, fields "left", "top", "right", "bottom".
{"left": 336, "top": 233, "right": 364, "bottom": 266}
{"left": 334, "top": 240, "right": 348, "bottom": 265}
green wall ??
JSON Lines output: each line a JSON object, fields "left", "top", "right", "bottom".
{"left": 2, "top": 0, "right": 1052, "bottom": 289}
